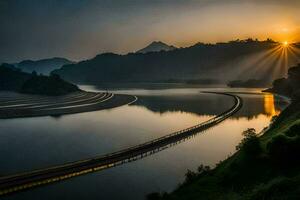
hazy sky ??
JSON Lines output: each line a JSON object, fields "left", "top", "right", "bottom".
{"left": 1, "top": 0, "right": 300, "bottom": 62}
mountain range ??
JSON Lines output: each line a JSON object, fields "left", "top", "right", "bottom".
{"left": 13, "top": 57, "right": 74, "bottom": 75}
{"left": 53, "top": 39, "right": 300, "bottom": 85}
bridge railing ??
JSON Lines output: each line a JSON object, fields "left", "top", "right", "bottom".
{"left": 94, "top": 93, "right": 242, "bottom": 160}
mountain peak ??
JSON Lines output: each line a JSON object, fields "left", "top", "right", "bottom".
{"left": 137, "top": 41, "right": 176, "bottom": 53}
{"left": 150, "top": 41, "right": 166, "bottom": 45}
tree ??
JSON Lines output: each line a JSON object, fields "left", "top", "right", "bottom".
{"left": 236, "top": 128, "right": 262, "bottom": 157}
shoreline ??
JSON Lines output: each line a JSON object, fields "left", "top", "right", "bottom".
{"left": 154, "top": 93, "right": 299, "bottom": 200}
{"left": 0, "top": 91, "right": 137, "bottom": 119}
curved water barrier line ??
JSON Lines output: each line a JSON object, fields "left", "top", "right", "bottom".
{"left": 0, "top": 92, "right": 136, "bottom": 119}
{"left": 0, "top": 92, "right": 242, "bottom": 196}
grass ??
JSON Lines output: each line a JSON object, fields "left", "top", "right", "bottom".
{"left": 149, "top": 101, "right": 300, "bottom": 200}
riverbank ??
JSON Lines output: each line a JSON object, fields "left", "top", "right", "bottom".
{"left": 151, "top": 98, "right": 300, "bottom": 200}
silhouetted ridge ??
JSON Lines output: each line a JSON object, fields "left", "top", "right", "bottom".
{"left": 14, "top": 57, "right": 74, "bottom": 75}
{"left": 0, "top": 63, "right": 79, "bottom": 95}
{"left": 53, "top": 40, "right": 299, "bottom": 85}
{"left": 0, "top": 64, "right": 31, "bottom": 91}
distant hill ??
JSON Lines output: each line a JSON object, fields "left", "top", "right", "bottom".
{"left": 137, "top": 41, "right": 176, "bottom": 53}
{"left": 0, "top": 63, "right": 79, "bottom": 95}
{"left": 14, "top": 57, "right": 74, "bottom": 75}
{"left": 52, "top": 39, "right": 300, "bottom": 85}
{"left": 0, "top": 64, "right": 31, "bottom": 91}
{"left": 264, "top": 63, "right": 300, "bottom": 99}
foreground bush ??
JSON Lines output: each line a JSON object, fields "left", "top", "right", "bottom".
{"left": 236, "top": 128, "right": 262, "bottom": 157}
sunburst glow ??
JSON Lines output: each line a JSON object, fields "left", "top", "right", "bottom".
{"left": 283, "top": 41, "right": 289, "bottom": 47}
{"left": 236, "top": 41, "right": 300, "bottom": 83}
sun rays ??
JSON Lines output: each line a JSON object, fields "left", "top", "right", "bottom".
{"left": 235, "top": 42, "right": 300, "bottom": 83}
{"left": 276, "top": 42, "right": 300, "bottom": 78}
{"left": 260, "top": 42, "right": 300, "bottom": 82}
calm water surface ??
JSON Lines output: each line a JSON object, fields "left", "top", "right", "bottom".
{"left": 0, "top": 87, "right": 288, "bottom": 200}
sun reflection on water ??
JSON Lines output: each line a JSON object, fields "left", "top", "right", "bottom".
{"left": 263, "top": 94, "right": 280, "bottom": 117}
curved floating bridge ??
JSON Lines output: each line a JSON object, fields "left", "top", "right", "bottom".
{"left": 0, "top": 92, "right": 242, "bottom": 196}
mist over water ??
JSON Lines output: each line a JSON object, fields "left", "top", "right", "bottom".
{"left": 213, "top": 44, "right": 300, "bottom": 83}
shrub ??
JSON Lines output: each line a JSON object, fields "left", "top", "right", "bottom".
{"left": 184, "top": 169, "right": 198, "bottom": 183}
{"left": 183, "top": 165, "right": 211, "bottom": 184}
{"left": 236, "top": 128, "right": 262, "bottom": 157}
{"left": 197, "top": 164, "right": 210, "bottom": 174}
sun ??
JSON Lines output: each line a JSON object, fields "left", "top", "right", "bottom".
{"left": 282, "top": 41, "right": 289, "bottom": 47}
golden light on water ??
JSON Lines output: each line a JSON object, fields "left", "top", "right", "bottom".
{"left": 263, "top": 94, "right": 280, "bottom": 117}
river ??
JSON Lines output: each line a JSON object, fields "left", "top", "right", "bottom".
{"left": 0, "top": 86, "right": 288, "bottom": 200}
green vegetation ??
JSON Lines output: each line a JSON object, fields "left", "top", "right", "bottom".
{"left": 0, "top": 63, "right": 79, "bottom": 95}
{"left": 235, "top": 128, "right": 262, "bottom": 157}
{"left": 148, "top": 65, "right": 300, "bottom": 200}
{"left": 148, "top": 102, "right": 300, "bottom": 200}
